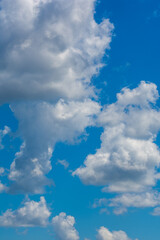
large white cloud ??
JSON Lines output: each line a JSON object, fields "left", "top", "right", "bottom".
{"left": 0, "top": 0, "right": 113, "bottom": 194}
{"left": 0, "top": 197, "right": 51, "bottom": 227}
{"left": 73, "top": 81, "right": 160, "bottom": 211}
{"left": 52, "top": 212, "right": 79, "bottom": 240}
{"left": 96, "top": 227, "right": 133, "bottom": 240}
{"left": 8, "top": 99, "right": 100, "bottom": 193}
{"left": 0, "top": 0, "right": 113, "bottom": 103}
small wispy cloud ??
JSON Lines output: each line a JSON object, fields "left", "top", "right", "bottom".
{"left": 56, "top": 160, "right": 69, "bottom": 169}
{"left": 112, "top": 62, "right": 131, "bottom": 73}
{"left": 147, "top": 6, "right": 160, "bottom": 21}
{"left": 74, "top": 81, "right": 160, "bottom": 214}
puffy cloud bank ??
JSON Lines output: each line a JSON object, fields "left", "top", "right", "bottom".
{"left": 0, "top": 1, "right": 157, "bottom": 238}
{"left": 0, "top": 203, "right": 137, "bottom": 239}
{"left": 73, "top": 81, "right": 160, "bottom": 212}
{"left": 97, "top": 227, "right": 133, "bottom": 240}
{"left": 0, "top": 0, "right": 113, "bottom": 193}
{"left": 0, "top": 197, "right": 51, "bottom": 227}
{"left": 9, "top": 99, "right": 100, "bottom": 193}
{"left": 0, "top": 0, "right": 113, "bottom": 103}
{"left": 51, "top": 219, "right": 136, "bottom": 240}
{"left": 52, "top": 212, "right": 79, "bottom": 240}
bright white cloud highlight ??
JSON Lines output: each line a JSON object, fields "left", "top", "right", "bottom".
{"left": 52, "top": 212, "right": 79, "bottom": 240}
{"left": 0, "top": 0, "right": 113, "bottom": 103}
{"left": 0, "top": 181, "right": 7, "bottom": 193}
{"left": 73, "top": 81, "right": 160, "bottom": 212}
{"left": 9, "top": 99, "right": 100, "bottom": 193}
{"left": 0, "top": 197, "right": 51, "bottom": 227}
{"left": 0, "top": 0, "right": 113, "bottom": 194}
{"left": 97, "top": 227, "right": 133, "bottom": 240}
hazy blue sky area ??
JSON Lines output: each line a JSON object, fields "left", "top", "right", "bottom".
{"left": 0, "top": 0, "right": 160, "bottom": 239}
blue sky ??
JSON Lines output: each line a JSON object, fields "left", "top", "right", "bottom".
{"left": 0, "top": 0, "right": 160, "bottom": 239}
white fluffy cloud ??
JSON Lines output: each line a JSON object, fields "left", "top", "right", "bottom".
{"left": 73, "top": 81, "right": 160, "bottom": 211}
{"left": 0, "top": 197, "right": 51, "bottom": 227}
{"left": 52, "top": 212, "right": 79, "bottom": 240}
{"left": 110, "top": 191, "right": 160, "bottom": 208}
{"left": 8, "top": 99, "right": 100, "bottom": 193}
{"left": 0, "top": 0, "right": 113, "bottom": 194}
{"left": 109, "top": 191, "right": 160, "bottom": 215}
{"left": 0, "top": 202, "right": 140, "bottom": 240}
{"left": 96, "top": 227, "right": 133, "bottom": 240}
{"left": 0, "top": 0, "right": 113, "bottom": 103}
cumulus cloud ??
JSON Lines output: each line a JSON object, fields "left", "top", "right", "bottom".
{"left": 52, "top": 214, "right": 135, "bottom": 240}
{"left": 0, "top": 197, "right": 51, "bottom": 227}
{"left": 0, "top": 0, "right": 113, "bottom": 194}
{"left": 52, "top": 212, "right": 79, "bottom": 240}
{"left": 8, "top": 99, "right": 100, "bottom": 193}
{"left": 73, "top": 81, "right": 160, "bottom": 191}
{"left": 96, "top": 227, "right": 133, "bottom": 240}
{"left": 109, "top": 191, "right": 160, "bottom": 215}
{"left": 73, "top": 81, "right": 160, "bottom": 211}
{"left": 0, "top": 0, "right": 113, "bottom": 103}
